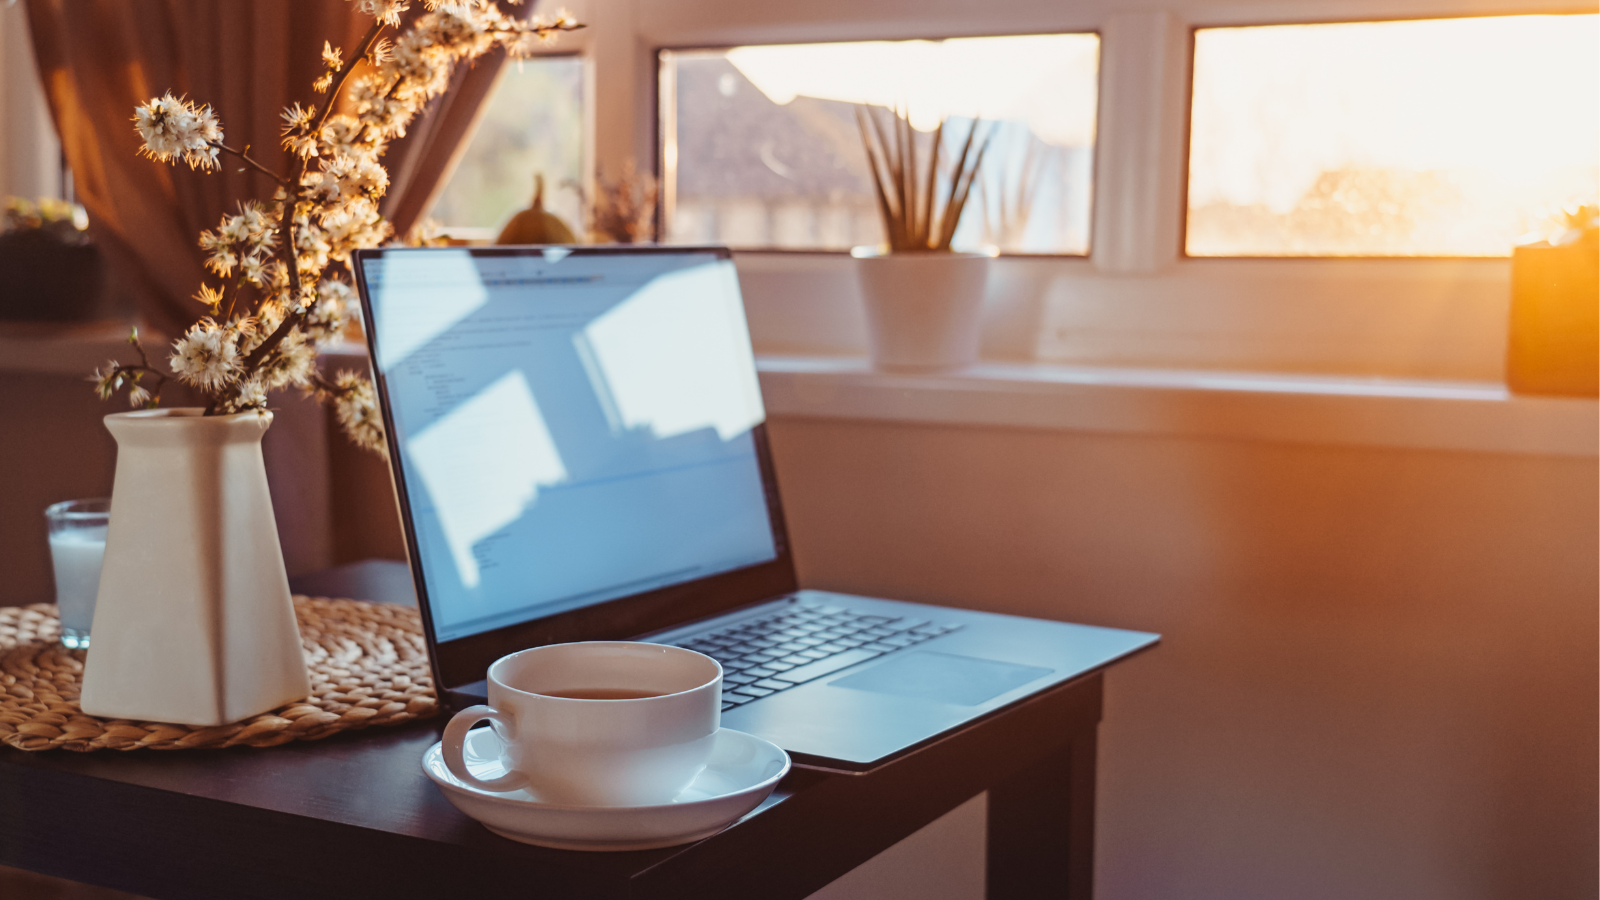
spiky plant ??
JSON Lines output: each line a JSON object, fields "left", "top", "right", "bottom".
{"left": 855, "top": 106, "right": 992, "bottom": 253}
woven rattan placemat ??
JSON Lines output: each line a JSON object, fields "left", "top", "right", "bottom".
{"left": 0, "top": 596, "right": 438, "bottom": 752}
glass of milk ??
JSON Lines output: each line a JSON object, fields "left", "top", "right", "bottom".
{"left": 45, "top": 498, "right": 110, "bottom": 649}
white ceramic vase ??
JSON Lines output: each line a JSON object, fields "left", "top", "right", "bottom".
{"left": 80, "top": 409, "right": 311, "bottom": 726}
{"left": 854, "top": 249, "right": 992, "bottom": 371}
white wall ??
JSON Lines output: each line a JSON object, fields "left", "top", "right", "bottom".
{"left": 765, "top": 415, "right": 1596, "bottom": 900}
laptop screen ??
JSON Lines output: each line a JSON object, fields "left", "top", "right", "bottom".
{"left": 359, "top": 247, "right": 779, "bottom": 643}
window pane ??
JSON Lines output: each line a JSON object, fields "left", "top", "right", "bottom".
{"left": 1187, "top": 15, "right": 1599, "bottom": 257}
{"left": 661, "top": 35, "right": 1098, "bottom": 254}
{"left": 430, "top": 56, "right": 585, "bottom": 241}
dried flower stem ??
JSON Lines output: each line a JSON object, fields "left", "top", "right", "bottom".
{"left": 318, "top": 20, "right": 388, "bottom": 134}
{"left": 244, "top": 19, "right": 391, "bottom": 377}
{"left": 114, "top": 2, "right": 584, "bottom": 453}
{"left": 214, "top": 143, "right": 290, "bottom": 187}
{"left": 126, "top": 336, "right": 171, "bottom": 396}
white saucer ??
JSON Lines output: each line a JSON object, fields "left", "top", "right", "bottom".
{"left": 423, "top": 727, "right": 791, "bottom": 851}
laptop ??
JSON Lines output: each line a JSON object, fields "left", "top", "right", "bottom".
{"left": 351, "top": 245, "right": 1157, "bottom": 773}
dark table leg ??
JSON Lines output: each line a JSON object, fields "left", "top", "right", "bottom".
{"left": 986, "top": 724, "right": 1098, "bottom": 899}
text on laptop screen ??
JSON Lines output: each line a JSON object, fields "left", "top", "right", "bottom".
{"left": 364, "top": 249, "right": 778, "bottom": 641}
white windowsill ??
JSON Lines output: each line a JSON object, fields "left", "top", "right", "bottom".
{"left": 757, "top": 356, "right": 1599, "bottom": 458}
{"left": 7, "top": 328, "right": 1590, "bottom": 458}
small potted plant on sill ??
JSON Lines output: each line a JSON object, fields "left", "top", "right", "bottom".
{"left": 1507, "top": 201, "right": 1599, "bottom": 397}
{"left": 0, "top": 197, "right": 106, "bottom": 323}
{"left": 853, "top": 106, "right": 993, "bottom": 372}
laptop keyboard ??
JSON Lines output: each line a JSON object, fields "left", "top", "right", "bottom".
{"left": 666, "top": 600, "right": 964, "bottom": 711}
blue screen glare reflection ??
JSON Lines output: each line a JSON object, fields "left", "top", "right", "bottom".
{"left": 365, "top": 249, "right": 777, "bottom": 641}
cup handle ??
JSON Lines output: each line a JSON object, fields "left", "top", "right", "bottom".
{"left": 441, "top": 705, "right": 530, "bottom": 793}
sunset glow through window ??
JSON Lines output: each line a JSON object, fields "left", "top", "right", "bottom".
{"left": 1187, "top": 15, "right": 1599, "bottom": 257}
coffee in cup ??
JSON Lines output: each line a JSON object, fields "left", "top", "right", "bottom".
{"left": 440, "top": 641, "right": 722, "bottom": 806}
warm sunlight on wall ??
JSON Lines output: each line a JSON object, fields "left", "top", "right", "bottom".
{"left": 1187, "top": 15, "right": 1599, "bottom": 257}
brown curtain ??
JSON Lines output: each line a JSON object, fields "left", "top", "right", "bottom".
{"left": 24, "top": 0, "right": 522, "bottom": 338}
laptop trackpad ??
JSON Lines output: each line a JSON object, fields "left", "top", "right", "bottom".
{"left": 829, "top": 652, "right": 1053, "bottom": 707}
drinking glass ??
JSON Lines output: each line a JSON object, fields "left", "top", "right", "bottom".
{"left": 45, "top": 498, "right": 110, "bottom": 649}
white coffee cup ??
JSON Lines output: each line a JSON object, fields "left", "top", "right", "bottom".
{"left": 441, "top": 641, "right": 722, "bottom": 806}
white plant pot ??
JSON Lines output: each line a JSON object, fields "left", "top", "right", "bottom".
{"left": 854, "top": 249, "right": 992, "bottom": 372}
{"left": 80, "top": 409, "right": 311, "bottom": 726}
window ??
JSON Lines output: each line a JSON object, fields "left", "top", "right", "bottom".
{"left": 659, "top": 34, "right": 1099, "bottom": 254}
{"left": 429, "top": 56, "right": 586, "bottom": 241}
{"left": 400, "top": 5, "right": 1588, "bottom": 379}
{"left": 1186, "top": 15, "right": 1599, "bottom": 257}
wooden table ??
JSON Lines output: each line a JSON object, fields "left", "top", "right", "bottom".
{"left": 0, "top": 563, "right": 1133, "bottom": 900}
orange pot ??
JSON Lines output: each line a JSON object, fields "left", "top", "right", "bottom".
{"left": 1506, "top": 232, "right": 1599, "bottom": 396}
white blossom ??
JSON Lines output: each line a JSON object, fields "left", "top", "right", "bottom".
{"left": 169, "top": 321, "right": 240, "bottom": 391}
{"left": 331, "top": 370, "right": 387, "bottom": 455}
{"left": 263, "top": 260, "right": 290, "bottom": 291}
{"left": 91, "top": 362, "right": 121, "bottom": 401}
{"left": 218, "top": 217, "right": 250, "bottom": 243}
{"left": 253, "top": 297, "right": 288, "bottom": 340}
{"left": 241, "top": 255, "right": 268, "bottom": 286}
{"left": 194, "top": 283, "right": 224, "bottom": 312}
{"left": 133, "top": 92, "right": 222, "bottom": 170}
{"left": 261, "top": 329, "right": 318, "bottom": 389}
{"left": 317, "top": 278, "right": 355, "bottom": 311}
{"left": 291, "top": 213, "right": 333, "bottom": 273}
{"left": 218, "top": 374, "right": 269, "bottom": 414}
{"left": 281, "top": 103, "right": 320, "bottom": 158}
{"left": 358, "top": 0, "right": 410, "bottom": 27}
{"left": 239, "top": 378, "right": 268, "bottom": 408}
{"left": 318, "top": 115, "right": 365, "bottom": 151}
{"left": 199, "top": 203, "right": 276, "bottom": 278}
{"left": 281, "top": 103, "right": 315, "bottom": 132}
{"left": 205, "top": 245, "right": 238, "bottom": 277}
{"left": 301, "top": 279, "right": 354, "bottom": 345}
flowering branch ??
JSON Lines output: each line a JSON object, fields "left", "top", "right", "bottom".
{"left": 214, "top": 143, "right": 290, "bottom": 187}
{"left": 258, "top": 16, "right": 390, "bottom": 368}
{"left": 92, "top": 328, "right": 172, "bottom": 409}
{"left": 318, "top": 20, "right": 389, "bottom": 134}
{"left": 101, "top": 0, "right": 583, "bottom": 454}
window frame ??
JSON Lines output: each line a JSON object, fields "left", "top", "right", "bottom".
{"left": 428, "top": 49, "right": 589, "bottom": 242}
{"left": 652, "top": 30, "right": 1106, "bottom": 258}
{"left": 555, "top": 0, "right": 1595, "bottom": 381}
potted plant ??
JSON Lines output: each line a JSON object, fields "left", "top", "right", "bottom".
{"left": 80, "top": 1, "right": 580, "bottom": 726}
{"left": 0, "top": 197, "right": 106, "bottom": 322}
{"left": 1507, "top": 202, "right": 1598, "bottom": 397}
{"left": 853, "top": 106, "right": 993, "bottom": 371}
